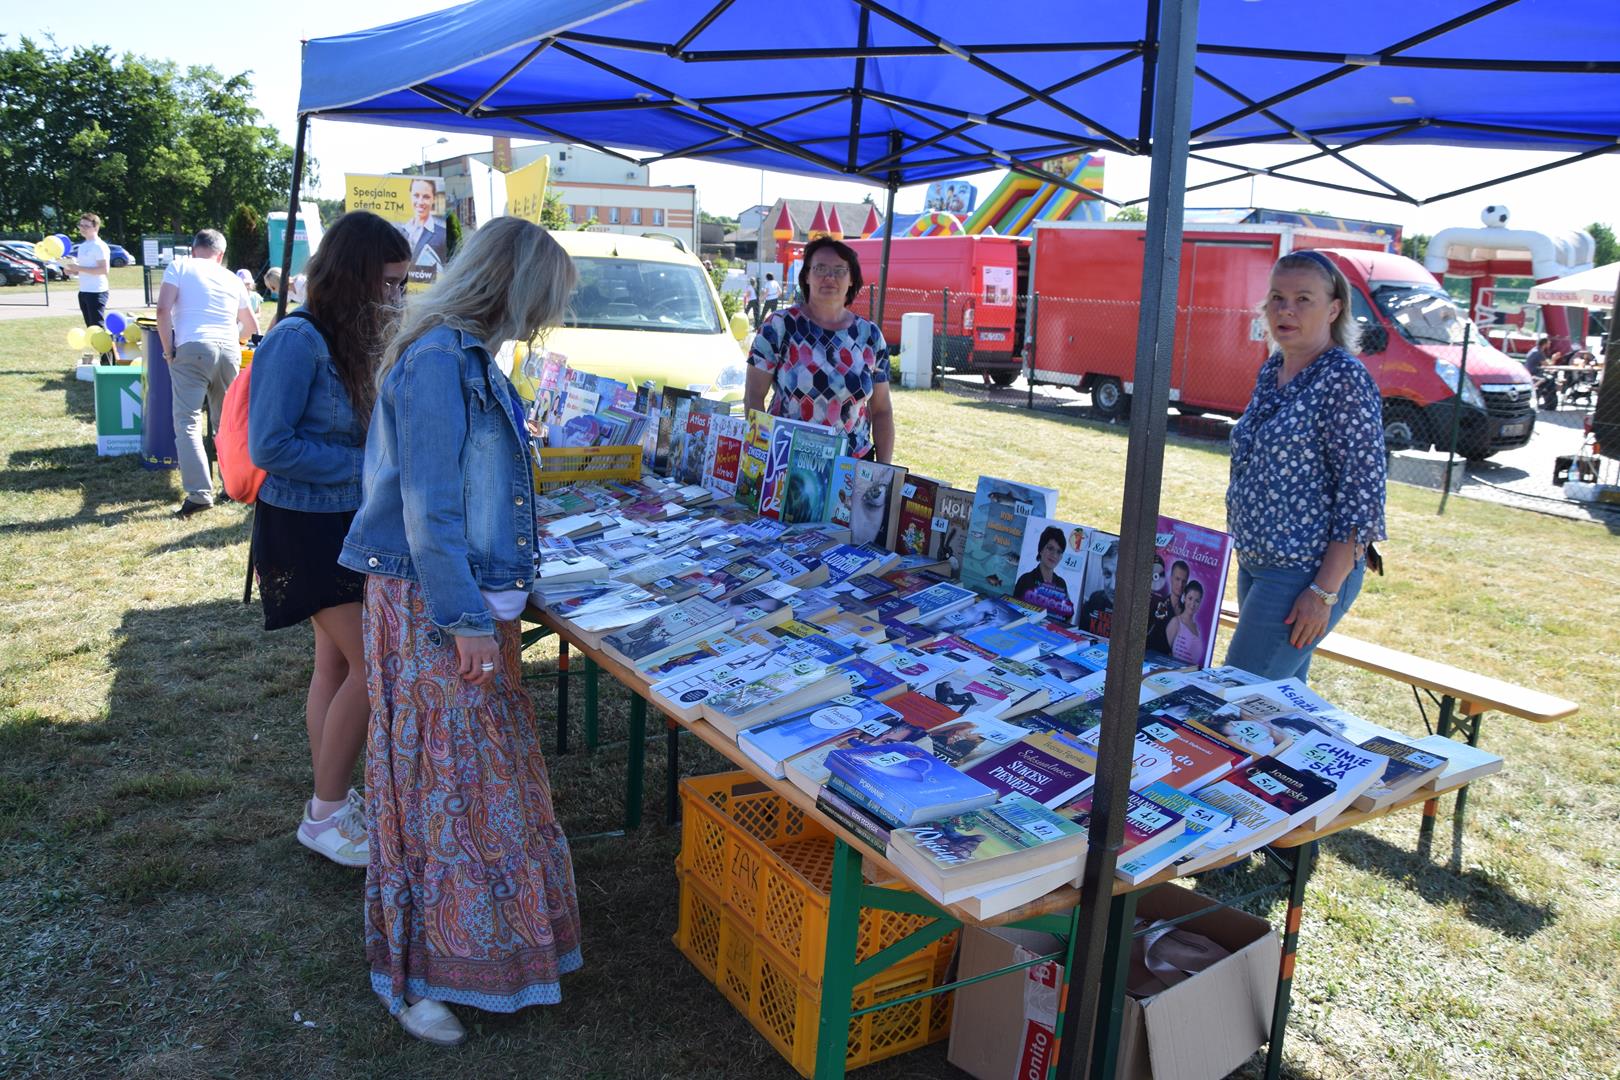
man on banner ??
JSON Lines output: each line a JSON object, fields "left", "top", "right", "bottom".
{"left": 397, "top": 178, "right": 448, "bottom": 269}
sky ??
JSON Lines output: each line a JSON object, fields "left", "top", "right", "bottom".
{"left": 7, "top": 1, "right": 1619, "bottom": 239}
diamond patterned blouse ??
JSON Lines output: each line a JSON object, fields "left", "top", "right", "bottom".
{"left": 746, "top": 306, "right": 890, "bottom": 457}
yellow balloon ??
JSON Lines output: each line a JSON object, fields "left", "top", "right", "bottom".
{"left": 37, "top": 236, "right": 65, "bottom": 260}
{"left": 89, "top": 328, "right": 115, "bottom": 354}
{"left": 67, "top": 327, "right": 88, "bottom": 349}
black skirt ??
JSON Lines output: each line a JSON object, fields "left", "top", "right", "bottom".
{"left": 252, "top": 501, "right": 365, "bottom": 631}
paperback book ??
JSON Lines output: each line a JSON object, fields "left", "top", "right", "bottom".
{"left": 965, "top": 738, "right": 1097, "bottom": 807}
{"left": 960, "top": 477, "right": 1060, "bottom": 597}
{"left": 1142, "top": 516, "right": 1234, "bottom": 668}
{"left": 823, "top": 741, "right": 1000, "bottom": 827}
{"left": 1075, "top": 529, "right": 1120, "bottom": 637}
{"left": 887, "top": 794, "right": 1089, "bottom": 907}
{"left": 1061, "top": 787, "right": 1187, "bottom": 884}
{"left": 1115, "top": 782, "right": 1232, "bottom": 885}
{"left": 1179, "top": 758, "right": 1338, "bottom": 872}
{"left": 738, "top": 695, "right": 902, "bottom": 778}
{"left": 930, "top": 485, "right": 974, "bottom": 579}
{"left": 733, "top": 409, "right": 774, "bottom": 512}
{"left": 1011, "top": 517, "right": 1089, "bottom": 624}
{"left": 779, "top": 424, "right": 842, "bottom": 524}
{"left": 893, "top": 475, "right": 940, "bottom": 558}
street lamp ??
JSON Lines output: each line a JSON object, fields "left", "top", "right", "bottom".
{"left": 421, "top": 136, "right": 448, "bottom": 174}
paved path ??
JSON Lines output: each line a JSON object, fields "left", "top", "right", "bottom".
{"left": 0, "top": 287, "right": 150, "bottom": 322}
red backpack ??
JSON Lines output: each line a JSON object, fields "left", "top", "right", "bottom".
{"left": 217, "top": 310, "right": 329, "bottom": 505}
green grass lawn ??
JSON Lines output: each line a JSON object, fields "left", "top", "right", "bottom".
{"left": 0, "top": 264, "right": 146, "bottom": 295}
{"left": 1, "top": 313, "right": 1616, "bottom": 1078}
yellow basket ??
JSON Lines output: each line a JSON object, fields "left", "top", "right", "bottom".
{"left": 677, "top": 772, "right": 956, "bottom": 983}
{"left": 674, "top": 871, "right": 951, "bottom": 1078}
{"left": 532, "top": 444, "right": 641, "bottom": 491}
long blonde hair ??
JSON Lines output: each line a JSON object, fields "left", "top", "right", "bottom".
{"left": 378, "top": 217, "right": 577, "bottom": 385}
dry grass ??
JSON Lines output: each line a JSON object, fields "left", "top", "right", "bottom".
{"left": 1, "top": 315, "right": 1616, "bottom": 1078}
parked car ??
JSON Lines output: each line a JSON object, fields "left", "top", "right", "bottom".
{"left": 508, "top": 230, "right": 750, "bottom": 403}
{"left": 107, "top": 244, "right": 134, "bottom": 268}
{"left": 0, "top": 241, "right": 67, "bottom": 280}
{"left": 0, "top": 250, "right": 44, "bottom": 285}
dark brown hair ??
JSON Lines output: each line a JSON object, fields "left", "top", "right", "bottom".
{"left": 799, "top": 237, "right": 865, "bottom": 307}
{"left": 302, "top": 211, "right": 410, "bottom": 427}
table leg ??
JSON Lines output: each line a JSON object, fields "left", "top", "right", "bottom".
{"left": 1264, "top": 841, "right": 1317, "bottom": 1080}
{"left": 665, "top": 719, "right": 682, "bottom": 826}
{"left": 624, "top": 695, "right": 645, "bottom": 832}
{"left": 813, "top": 838, "right": 863, "bottom": 1080}
{"left": 1417, "top": 695, "right": 1457, "bottom": 854}
{"left": 556, "top": 641, "right": 570, "bottom": 756}
{"left": 1089, "top": 889, "right": 1141, "bottom": 1080}
{"left": 584, "top": 658, "right": 600, "bottom": 751}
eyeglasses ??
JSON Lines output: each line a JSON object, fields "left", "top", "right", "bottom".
{"left": 383, "top": 277, "right": 407, "bottom": 295}
{"left": 809, "top": 264, "right": 850, "bottom": 280}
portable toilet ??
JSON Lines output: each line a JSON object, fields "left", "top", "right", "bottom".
{"left": 265, "top": 201, "right": 326, "bottom": 274}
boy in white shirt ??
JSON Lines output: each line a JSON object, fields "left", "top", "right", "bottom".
{"left": 68, "top": 212, "right": 113, "bottom": 363}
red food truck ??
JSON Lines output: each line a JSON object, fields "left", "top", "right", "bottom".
{"left": 843, "top": 235, "right": 1031, "bottom": 385}
{"left": 1026, "top": 221, "right": 1537, "bottom": 459}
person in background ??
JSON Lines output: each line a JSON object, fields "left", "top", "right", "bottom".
{"left": 742, "top": 275, "right": 758, "bottom": 326}
{"left": 761, "top": 271, "right": 782, "bottom": 317}
{"left": 236, "top": 268, "right": 264, "bottom": 315}
{"left": 156, "top": 229, "right": 259, "bottom": 517}
{"left": 249, "top": 212, "right": 411, "bottom": 869}
{"left": 745, "top": 237, "right": 894, "bottom": 462}
{"left": 1224, "top": 250, "right": 1386, "bottom": 681}
{"left": 67, "top": 212, "right": 113, "bottom": 363}
{"left": 1525, "top": 336, "right": 1560, "bottom": 410}
{"left": 340, "top": 217, "right": 583, "bottom": 1047}
{"left": 264, "top": 266, "right": 308, "bottom": 308}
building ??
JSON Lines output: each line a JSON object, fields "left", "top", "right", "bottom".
{"left": 426, "top": 141, "right": 699, "bottom": 252}
{"left": 725, "top": 198, "right": 882, "bottom": 261}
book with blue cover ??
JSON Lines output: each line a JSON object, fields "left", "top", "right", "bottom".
{"left": 779, "top": 425, "right": 842, "bottom": 524}
{"left": 1116, "top": 782, "right": 1233, "bottom": 884}
{"left": 738, "top": 695, "right": 902, "bottom": 778}
{"left": 905, "top": 581, "right": 978, "bottom": 622}
{"left": 960, "top": 476, "right": 1060, "bottom": 597}
{"left": 824, "top": 741, "right": 999, "bottom": 827}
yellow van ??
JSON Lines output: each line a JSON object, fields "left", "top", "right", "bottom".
{"left": 514, "top": 230, "right": 749, "bottom": 402}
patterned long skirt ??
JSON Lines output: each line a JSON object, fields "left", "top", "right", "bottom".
{"left": 362, "top": 575, "right": 583, "bottom": 1015}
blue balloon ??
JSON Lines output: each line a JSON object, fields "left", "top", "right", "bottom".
{"left": 106, "top": 312, "right": 127, "bottom": 335}
{"left": 53, "top": 233, "right": 74, "bottom": 257}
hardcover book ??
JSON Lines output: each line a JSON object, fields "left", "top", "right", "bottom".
{"left": 960, "top": 477, "right": 1060, "bottom": 597}
{"left": 1011, "top": 517, "right": 1090, "bottom": 624}
{"left": 702, "top": 413, "right": 748, "bottom": 497}
{"left": 893, "top": 475, "right": 940, "bottom": 558}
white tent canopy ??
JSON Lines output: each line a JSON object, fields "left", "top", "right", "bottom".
{"left": 1527, "top": 262, "right": 1620, "bottom": 310}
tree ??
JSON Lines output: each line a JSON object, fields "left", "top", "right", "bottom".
{"left": 1402, "top": 233, "right": 1431, "bottom": 263}
{"left": 1588, "top": 222, "right": 1617, "bottom": 268}
{"left": 445, "top": 211, "right": 464, "bottom": 258}
{"left": 1110, "top": 205, "right": 1146, "bottom": 222}
{"left": 225, "top": 202, "right": 264, "bottom": 273}
{"left": 314, "top": 198, "right": 346, "bottom": 227}
{"left": 541, "top": 187, "right": 571, "bottom": 231}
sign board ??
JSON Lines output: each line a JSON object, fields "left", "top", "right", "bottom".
{"left": 504, "top": 156, "right": 551, "bottom": 225}
{"left": 924, "top": 180, "right": 977, "bottom": 215}
{"left": 346, "top": 174, "right": 447, "bottom": 285}
{"left": 93, "top": 365, "right": 143, "bottom": 455}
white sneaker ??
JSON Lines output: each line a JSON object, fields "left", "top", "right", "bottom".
{"left": 399, "top": 999, "right": 468, "bottom": 1046}
{"left": 297, "top": 794, "right": 368, "bottom": 868}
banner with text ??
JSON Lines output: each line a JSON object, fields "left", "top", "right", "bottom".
{"left": 346, "top": 173, "right": 447, "bottom": 284}
{"left": 504, "top": 156, "right": 551, "bottom": 225}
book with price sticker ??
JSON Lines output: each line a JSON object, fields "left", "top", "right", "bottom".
{"left": 734, "top": 409, "right": 775, "bottom": 512}
{"left": 1115, "top": 782, "right": 1232, "bottom": 885}
{"left": 600, "top": 596, "right": 733, "bottom": 667}
{"left": 893, "top": 474, "right": 940, "bottom": 558}
{"left": 1272, "top": 722, "right": 1388, "bottom": 830}
{"left": 1143, "top": 515, "right": 1234, "bottom": 668}
{"left": 824, "top": 742, "right": 999, "bottom": 827}
{"left": 1325, "top": 712, "right": 1450, "bottom": 811}
{"left": 964, "top": 738, "right": 1096, "bottom": 808}
{"left": 926, "top": 714, "right": 1030, "bottom": 767}
{"left": 930, "top": 485, "right": 974, "bottom": 579}
{"left": 1135, "top": 712, "right": 1249, "bottom": 791}
{"left": 1177, "top": 757, "right": 1338, "bottom": 872}
{"left": 1061, "top": 787, "right": 1188, "bottom": 885}
{"left": 699, "top": 658, "right": 855, "bottom": 739}
{"left": 647, "top": 647, "right": 774, "bottom": 723}
{"left": 738, "top": 695, "right": 902, "bottom": 779}
{"left": 960, "top": 477, "right": 1060, "bottom": 597}
{"left": 1011, "top": 516, "right": 1090, "bottom": 624}
{"left": 1411, "top": 735, "right": 1501, "bottom": 793}
{"left": 634, "top": 631, "right": 756, "bottom": 681}
{"left": 887, "top": 794, "right": 1089, "bottom": 905}
{"left": 784, "top": 703, "right": 936, "bottom": 798}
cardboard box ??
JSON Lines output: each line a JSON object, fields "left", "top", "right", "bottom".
{"left": 948, "top": 883, "right": 1280, "bottom": 1080}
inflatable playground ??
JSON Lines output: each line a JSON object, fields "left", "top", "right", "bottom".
{"left": 900, "top": 153, "right": 1106, "bottom": 238}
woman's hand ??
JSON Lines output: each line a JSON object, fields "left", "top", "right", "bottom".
{"left": 454, "top": 633, "right": 501, "bottom": 685}
{"left": 1283, "top": 589, "right": 1331, "bottom": 649}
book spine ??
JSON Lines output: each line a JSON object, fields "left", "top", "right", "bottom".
{"left": 825, "top": 775, "right": 908, "bottom": 829}
{"left": 816, "top": 791, "right": 892, "bottom": 851}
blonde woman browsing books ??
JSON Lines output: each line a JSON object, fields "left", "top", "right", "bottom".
{"left": 745, "top": 237, "right": 895, "bottom": 462}
{"left": 1224, "top": 250, "right": 1386, "bottom": 681}
{"left": 339, "top": 218, "right": 583, "bottom": 1047}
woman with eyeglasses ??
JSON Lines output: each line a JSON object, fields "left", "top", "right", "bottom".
{"left": 248, "top": 211, "right": 410, "bottom": 869}
{"left": 745, "top": 236, "right": 894, "bottom": 462}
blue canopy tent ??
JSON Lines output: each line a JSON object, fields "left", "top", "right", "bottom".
{"left": 289, "top": 4, "right": 1620, "bottom": 1075}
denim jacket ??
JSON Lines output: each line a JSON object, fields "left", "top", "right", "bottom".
{"left": 339, "top": 325, "right": 536, "bottom": 636}
{"left": 248, "top": 315, "right": 364, "bottom": 512}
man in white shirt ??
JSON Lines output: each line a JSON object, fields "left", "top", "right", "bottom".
{"left": 68, "top": 212, "right": 113, "bottom": 363}
{"left": 762, "top": 272, "right": 782, "bottom": 317}
{"left": 156, "top": 229, "right": 258, "bottom": 517}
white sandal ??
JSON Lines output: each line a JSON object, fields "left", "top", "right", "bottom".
{"left": 398, "top": 998, "right": 467, "bottom": 1046}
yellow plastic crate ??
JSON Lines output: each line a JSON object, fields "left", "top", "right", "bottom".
{"left": 677, "top": 772, "right": 956, "bottom": 983}
{"left": 674, "top": 871, "right": 951, "bottom": 1078}
{"left": 532, "top": 444, "right": 641, "bottom": 492}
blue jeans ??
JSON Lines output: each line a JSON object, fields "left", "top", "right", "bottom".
{"left": 1223, "top": 561, "right": 1365, "bottom": 682}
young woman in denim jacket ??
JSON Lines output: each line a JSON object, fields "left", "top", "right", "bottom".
{"left": 340, "top": 218, "right": 583, "bottom": 1047}
{"left": 249, "top": 212, "right": 409, "bottom": 868}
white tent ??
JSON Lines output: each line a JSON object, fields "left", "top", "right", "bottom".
{"left": 1528, "top": 263, "right": 1620, "bottom": 311}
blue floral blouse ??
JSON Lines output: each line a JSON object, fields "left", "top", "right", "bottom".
{"left": 1226, "top": 346, "right": 1387, "bottom": 571}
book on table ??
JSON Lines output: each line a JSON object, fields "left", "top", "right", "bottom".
{"left": 815, "top": 784, "right": 894, "bottom": 852}
{"left": 959, "top": 476, "right": 1060, "bottom": 597}
{"left": 733, "top": 409, "right": 774, "bottom": 512}
{"left": 699, "top": 658, "right": 856, "bottom": 739}
{"left": 779, "top": 424, "right": 843, "bottom": 525}
{"left": 964, "top": 738, "right": 1097, "bottom": 808}
{"left": 1324, "top": 712, "right": 1450, "bottom": 811}
{"left": 782, "top": 703, "right": 938, "bottom": 798}
{"left": 893, "top": 474, "right": 940, "bottom": 558}
{"left": 1113, "top": 782, "right": 1233, "bottom": 885}
{"left": 1134, "top": 712, "right": 1249, "bottom": 791}
{"left": 1010, "top": 516, "right": 1090, "bottom": 625}
{"left": 737, "top": 695, "right": 903, "bottom": 779}
{"left": 1410, "top": 735, "right": 1502, "bottom": 793}
{"left": 599, "top": 596, "right": 734, "bottom": 667}
{"left": 834, "top": 459, "right": 908, "bottom": 550}
{"left": 646, "top": 647, "right": 777, "bottom": 723}
{"left": 1177, "top": 757, "right": 1339, "bottom": 872}
{"left": 1060, "top": 787, "right": 1187, "bottom": 884}
{"left": 1068, "top": 723, "right": 1177, "bottom": 790}
{"left": 823, "top": 741, "right": 1000, "bottom": 827}
{"left": 1075, "top": 528, "right": 1120, "bottom": 638}
{"left": 886, "top": 794, "right": 1089, "bottom": 907}
{"left": 1143, "top": 515, "right": 1234, "bottom": 669}
{"left": 930, "top": 485, "right": 974, "bottom": 580}
{"left": 1270, "top": 718, "right": 1390, "bottom": 829}
{"left": 925, "top": 714, "right": 1030, "bottom": 766}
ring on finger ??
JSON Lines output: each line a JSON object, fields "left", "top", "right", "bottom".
{"left": 480, "top": 661, "right": 496, "bottom": 671}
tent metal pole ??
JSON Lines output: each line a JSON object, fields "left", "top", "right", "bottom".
{"left": 672, "top": 0, "right": 736, "bottom": 53}
{"left": 847, "top": 8, "right": 871, "bottom": 171}
{"left": 1195, "top": 42, "right": 1620, "bottom": 74}
{"left": 673, "top": 38, "right": 1142, "bottom": 62}
{"left": 1419, "top": 142, "right": 1620, "bottom": 205}
{"left": 1055, "top": 0, "right": 1198, "bottom": 1074}
{"left": 465, "top": 39, "right": 553, "bottom": 114}
{"left": 876, "top": 132, "right": 901, "bottom": 333}
{"left": 275, "top": 113, "right": 308, "bottom": 323}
